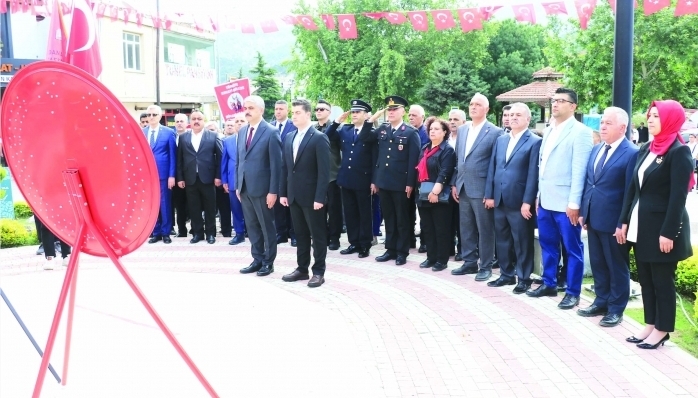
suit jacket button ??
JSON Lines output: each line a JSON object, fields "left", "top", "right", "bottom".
{"left": 350, "top": 151, "right": 353, "bottom": 153}
{"left": 352, "top": 143, "right": 355, "bottom": 146}
{"left": 348, "top": 166, "right": 351, "bottom": 169}
{"left": 387, "top": 156, "right": 390, "bottom": 159}
{"left": 386, "top": 163, "right": 389, "bottom": 166}
{"left": 349, "top": 158, "right": 351, "bottom": 161}
{"left": 389, "top": 148, "right": 391, "bottom": 150}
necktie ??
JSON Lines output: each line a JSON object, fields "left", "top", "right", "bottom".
{"left": 594, "top": 144, "right": 611, "bottom": 180}
{"left": 278, "top": 123, "right": 283, "bottom": 133}
{"left": 354, "top": 128, "right": 359, "bottom": 141}
{"left": 246, "top": 127, "right": 255, "bottom": 149}
{"left": 149, "top": 130, "right": 155, "bottom": 146}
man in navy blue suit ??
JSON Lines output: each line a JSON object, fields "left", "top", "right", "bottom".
{"left": 271, "top": 100, "right": 297, "bottom": 246}
{"left": 484, "top": 103, "right": 541, "bottom": 294}
{"left": 143, "top": 105, "right": 177, "bottom": 244}
{"left": 578, "top": 107, "right": 638, "bottom": 327}
{"left": 222, "top": 115, "right": 247, "bottom": 245}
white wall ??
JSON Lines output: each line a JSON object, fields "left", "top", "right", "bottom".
{"left": 9, "top": 13, "right": 49, "bottom": 59}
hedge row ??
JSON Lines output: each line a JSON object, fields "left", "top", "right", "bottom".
{"left": 0, "top": 218, "right": 39, "bottom": 248}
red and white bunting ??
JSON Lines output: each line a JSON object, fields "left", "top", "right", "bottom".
{"left": 675, "top": 0, "right": 698, "bottom": 15}
{"left": 407, "top": 11, "right": 429, "bottom": 31}
{"left": 512, "top": 4, "right": 536, "bottom": 24}
{"left": 431, "top": 9, "right": 456, "bottom": 30}
{"left": 385, "top": 12, "right": 407, "bottom": 24}
{"left": 321, "top": 14, "right": 335, "bottom": 30}
{"left": 643, "top": 0, "right": 671, "bottom": 15}
{"left": 479, "top": 6, "right": 503, "bottom": 20}
{"left": 541, "top": 1, "right": 568, "bottom": 15}
{"left": 457, "top": 8, "right": 483, "bottom": 32}
{"left": 337, "top": 14, "right": 357, "bottom": 39}
{"left": 574, "top": 0, "right": 597, "bottom": 29}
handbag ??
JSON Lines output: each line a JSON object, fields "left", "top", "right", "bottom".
{"left": 418, "top": 181, "right": 450, "bottom": 203}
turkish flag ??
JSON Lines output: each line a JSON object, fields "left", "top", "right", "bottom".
{"left": 643, "top": 0, "right": 670, "bottom": 15}
{"left": 241, "top": 23, "right": 255, "bottom": 34}
{"left": 431, "top": 10, "right": 455, "bottom": 30}
{"left": 151, "top": 15, "right": 161, "bottom": 29}
{"left": 95, "top": 3, "right": 107, "bottom": 18}
{"left": 385, "top": 12, "right": 407, "bottom": 24}
{"left": 163, "top": 15, "right": 172, "bottom": 30}
{"left": 675, "top": 0, "right": 698, "bottom": 15}
{"left": 337, "top": 14, "right": 357, "bottom": 40}
{"left": 609, "top": 0, "right": 638, "bottom": 14}
{"left": 479, "top": 6, "right": 502, "bottom": 20}
{"left": 123, "top": 7, "right": 132, "bottom": 25}
{"left": 321, "top": 14, "right": 335, "bottom": 30}
{"left": 136, "top": 12, "right": 143, "bottom": 27}
{"left": 407, "top": 11, "right": 428, "bottom": 31}
{"left": 457, "top": 8, "right": 482, "bottom": 32}
{"left": 66, "top": 0, "right": 102, "bottom": 78}
{"left": 542, "top": 2, "right": 568, "bottom": 15}
{"left": 193, "top": 16, "right": 204, "bottom": 32}
{"left": 281, "top": 15, "right": 298, "bottom": 25}
{"left": 45, "top": 0, "right": 67, "bottom": 62}
{"left": 0, "top": 0, "right": 6, "bottom": 13}
{"left": 109, "top": 4, "right": 118, "bottom": 21}
{"left": 513, "top": 4, "right": 536, "bottom": 24}
{"left": 9, "top": 0, "right": 18, "bottom": 14}
{"left": 297, "top": 15, "right": 318, "bottom": 30}
{"left": 363, "top": 12, "right": 385, "bottom": 20}
{"left": 260, "top": 19, "right": 278, "bottom": 33}
{"left": 574, "top": 0, "right": 597, "bottom": 29}
{"left": 209, "top": 16, "right": 219, "bottom": 32}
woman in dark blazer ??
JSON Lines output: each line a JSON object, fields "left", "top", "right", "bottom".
{"left": 619, "top": 100, "right": 694, "bottom": 349}
{"left": 416, "top": 118, "right": 456, "bottom": 272}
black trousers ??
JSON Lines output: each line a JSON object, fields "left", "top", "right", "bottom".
{"left": 419, "top": 202, "right": 452, "bottom": 264}
{"left": 172, "top": 184, "right": 188, "bottom": 235}
{"left": 39, "top": 222, "right": 71, "bottom": 259}
{"left": 409, "top": 194, "right": 421, "bottom": 245}
{"left": 290, "top": 201, "right": 328, "bottom": 275}
{"left": 216, "top": 186, "right": 232, "bottom": 236}
{"left": 185, "top": 176, "right": 217, "bottom": 238}
{"left": 342, "top": 187, "right": 372, "bottom": 249}
{"left": 274, "top": 201, "right": 295, "bottom": 239}
{"left": 636, "top": 260, "right": 677, "bottom": 332}
{"left": 379, "top": 189, "right": 411, "bottom": 256}
{"left": 450, "top": 195, "right": 460, "bottom": 255}
{"left": 494, "top": 205, "right": 535, "bottom": 281}
{"left": 326, "top": 180, "right": 343, "bottom": 243}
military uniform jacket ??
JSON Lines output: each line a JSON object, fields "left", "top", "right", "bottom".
{"left": 358, "top": 121, "right": 420, "bottom": 191}
{"left": 325, "top": 121, "right": 378, "bottom": 191}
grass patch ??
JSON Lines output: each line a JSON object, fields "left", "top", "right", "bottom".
{"left": 624, "top": 296, "right": 698, "bottom": 358}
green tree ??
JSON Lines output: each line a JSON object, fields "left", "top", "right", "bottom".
{"left": 418, "top": 55, "right": 489, "bottom": 116}
{"left": 250, "top": 52, "right": 283, "bottom": 120}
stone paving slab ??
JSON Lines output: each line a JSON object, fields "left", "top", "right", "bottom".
{"left": 2, "top": 234, "right": 698, "bottom": 397}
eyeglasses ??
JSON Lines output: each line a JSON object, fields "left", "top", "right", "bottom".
{"left": 146, "top": 113, "right": 160, "bottom": 117}
{"left": 550, "top": 98, "right": 575, "bottom": 105}
{"left": 315, "top": 108, "right": 329, "bottom": 112}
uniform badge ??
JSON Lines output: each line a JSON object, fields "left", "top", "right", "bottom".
{"left": 401, "top": 125, "right": 405, "bottom": 131}
{"left": 398, "top": 145, "right": 403, "bottom": 151}
{"left": 656, "top": 157, "right": 663, "bottom": 164}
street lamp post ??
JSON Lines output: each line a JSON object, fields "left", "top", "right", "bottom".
{"left": 155, "top": 0, "right": 161, "bottom": 106}
{"left": 612, "top": 0, "right": 634, "bottom": 138}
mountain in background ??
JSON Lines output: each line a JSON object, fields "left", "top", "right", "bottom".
{"left": 215, "top": 26, "right": 296, "bottom": 83}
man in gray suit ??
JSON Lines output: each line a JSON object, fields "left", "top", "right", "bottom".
{"left": 236, "top": 95, "right": 283, "bottom": 277}
{"left": 451, "top": 93, "right": 504, "bottom": 281}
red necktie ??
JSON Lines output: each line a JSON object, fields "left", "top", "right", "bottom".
{"left": 246, "top": 127, "right": 255, "bottom": 149}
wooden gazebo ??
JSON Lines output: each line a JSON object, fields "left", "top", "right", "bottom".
{"left": 496, "top": 67, "right": 564, "bottom": 127}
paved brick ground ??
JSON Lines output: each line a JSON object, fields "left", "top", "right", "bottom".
{"left": 2, "top": 232, "right": 698, "bottom": 398}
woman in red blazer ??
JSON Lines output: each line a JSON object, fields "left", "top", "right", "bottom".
{"left": 619, "top": 100, "right": 694, "bottom": 349}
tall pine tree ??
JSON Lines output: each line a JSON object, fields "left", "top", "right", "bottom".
{"left": 250, "top": 52, "right": 282, "bottom": 121}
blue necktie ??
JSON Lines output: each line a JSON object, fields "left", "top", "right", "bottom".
{"left": 594, "top": 145, "right": 611, "bottom": 181}
{"left": 149, "top": 130, "right": 155, "bottom": 146}
{"left": 354, "top": 128, "right": 359, "bottom": 142}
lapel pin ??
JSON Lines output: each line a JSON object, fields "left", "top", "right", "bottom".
{"left": 398, "top": 145, "right": 403, "bottom": 150}
{"left": 656, "top": 157, "right": 663, "bottom": 164}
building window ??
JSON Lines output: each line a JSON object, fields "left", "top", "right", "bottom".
{"left": 122, "top": 32, "right": 141, "bottom": 71}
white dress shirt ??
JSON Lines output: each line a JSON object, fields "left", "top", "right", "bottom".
{"left": 191, "top": 130, "right": 204, "bottom": 152}
{"left": 293, "top": 125, "right": 311, "bottom": 161}
{"left": 627, "top": 153, "right": 657, "bottom": 242}
{"left": 276, "top": 119, "right": 288, "bottom": 133}
{"left": 448, "top": 135, "right": 457, "bottom": 149}
{"left": 539, "top": 116, "right": 573, "bottom": 176}
{"left": 506, "top": 129, "right": 525, "bottom": 161}
{"left": 593, "top": 136, "right": 625, "bottom": 170}
{"left": 464, "top": 120, "right": 485, "bottom": 158}
{"left": 245, "top": 122, "right": 261, "bottom": 146}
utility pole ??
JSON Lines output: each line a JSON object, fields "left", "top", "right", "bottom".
{"left": 155, "top": 0, "right": 161, "bottom": 106}
{"left": 612, "top": 0, "right": 634, "bottom": 138}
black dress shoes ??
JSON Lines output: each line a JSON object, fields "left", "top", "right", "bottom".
{"left": 637, "top": 333, "right": 670, "bottom": 349}
{"left": 454, "top": 253, "right": 463, "bottom": 262}
{"left": 207, "top": 235, "right": 216, "bottom": 244}
{"left": 276, "top": 235, "right": 289, "bottom": 244}
{"left": 432, "top": 262, "right": 447, "bottom": 272}
{"left": 451, "top": 264, "right": 479, "bottom": 275}
{"left": 229, "top": 235, "right": 245, "bottom": 245}
{"left": 395, "top": 255, "right": 407, "bottom": 266}
{"left": 626, "top": 336, "right": 644, "bottom": 343}
{"left": 577, "top": 304, "right": 608, "bottom": 317}
{"left": 375, "top": 251, "right": 397, "bottom": 262}
{"left": 148, "top": 236, "right": 162, "bottom": 244}
{"left": 282, "top": 270, "right": 310, "bottom": 282}
{"left": 558, "top": 294, "right": 580, "bottom": 309}
{"left": 526, "top": 284, "right": 558, "bottom": 298}
{"left": 190, "top": 235, "right": 203, "bottom": 244}
{"left": 308, "top": 275, "right": 325, "bottom": 288}
{"left": 358, "top": 248, "right": 370, "bottom": 258}
{"left": 512, "top": 281, "right": 532, "bottom": 294}
{"left": 240, "top": 261, "right": 262, "bottom": 274}
{"left": 419, "top": 260, "right": 435, "bottom": 268}
{"left": 328, "top": 241, "right": 340, "bottom": 251}
{"left": 257, "top": 264, "right": 274, "bottom": 276}
{"left": 475, "top": 269, "right": 492, "bottom": 281}
{"left": 177, "top": 231, "right": 188, "bottom": 238}
{"left": 418, "top": 244, "right": 427, "bottom": 253}
{"left": 291, "top": 238, "right": 297, "bottom": 247}
{"left": 599, "top": 313, "right": 623, "bottom": 327}
{"left": 341, "top": 245, "right": 359, "bottom": 255}
{"left": 487, "top": 276, "right": 516, "bottom": 287}
{"left": 163, "top": 236, "right": 172, "bottom": 244}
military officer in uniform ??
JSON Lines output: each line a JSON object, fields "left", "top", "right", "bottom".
{"left": 326, "top": 99, "right": 378, "bottom": 258}
{"left": 360, "top": 96, "right": 421, "bottom": 265}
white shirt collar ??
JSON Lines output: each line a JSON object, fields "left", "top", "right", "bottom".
{"left": 296, "top": 124, "right": 312, "bottom": 136}
{"left": 276, "top": 119, "right": 288, "bottom": 126}
{"left": 605, "top": 135, "right": 625, "bottom": 149}
{"left": 249, "top": 121, "right": 261, "bottom": 133}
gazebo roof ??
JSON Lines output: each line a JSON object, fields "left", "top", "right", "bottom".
{"left": 495, "top": 80, "right": 564, "bottom": 105}
{"left": 532, "top": 67, "right": 564, "bottom": 80}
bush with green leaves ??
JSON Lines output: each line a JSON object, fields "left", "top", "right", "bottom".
{"left": 0, "top": 219, "right": 38, "bottom": 248}
{"left": 13, "top": 202, "right": 33, "bottom": 218}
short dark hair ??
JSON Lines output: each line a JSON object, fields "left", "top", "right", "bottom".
{"left": 555, "top": 87, "right": 578, "bottom": 104}
{"left": 318, "top": 99, "right": 331, "bottom": 108}
{"left": 291, "top": 99, "right": 312, "bottom": 113}
{"left": 139, "top": 113, "right": 148, "bottom": 119}
{"left": 275, "top": 100, "right": 288, "bottom": 106}
{"left": 503, "top": 105, "right": 512, "bottom": 111}
{"left": 426, "top": 117, "right": 451, "bottom": 142}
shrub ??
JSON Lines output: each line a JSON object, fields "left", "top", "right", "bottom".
{"left": 629, "top": 249, "right": 637, "bottom": 281}
{"left": 0, "top": 219, "right": 38, "bottom": 248}
{"left": 694, "top": 290, "right": 698, "bottom": 324}
{"left": 676, "top": 257, "right": 698, "bottom": 298}
{"left": 13, "top": 202, "right": 33, "bottom": 218}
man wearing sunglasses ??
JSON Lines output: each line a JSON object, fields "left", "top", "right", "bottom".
{"left": 143, "top": 105, "right": 177, "bottom": 244}
{"left": 315, "top": 100, "right": 344, "bottom": 251}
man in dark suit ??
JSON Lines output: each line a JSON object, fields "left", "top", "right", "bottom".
{"left": 144, "top": 105, "right": 177, "bottom": 244}
{"left": 176, "top": 111, "right": 223, "bottom": 244}
{"left": 578, "top": 107, "right": 638, "bottom": 327}
{"left": 314, "top": 100, "right": 343, "bottom": 251}
{"left": 326, "top": 99, "right": 377, "bottom": 259}
{"left": 484, "top": 103, "right": 541, "bottom": 293}
{"left": 171, "top": 113, "right": 190, "bottom": 237}
{"left": 408, "top": 104, "right": 429, "bottom": 253}
{"left": 280, "top": 99, "right": 331, "bottom": 287}
{"left": 362, "top": 96, "right": 421, "bottom": 265}
{"left": 236, "top": 96, "right": 283, "bottom": 276}
{"left": 221, "top": 116, "right": 246, "bottom": 245}
{"left": 637, "top": 122, "right": 649, "bottom": 143}
{"left": 451, "top": 93, "right": 504, "bottom": 281}
{"left": 271, "top": 100, "right": 297, "bottom": 246}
